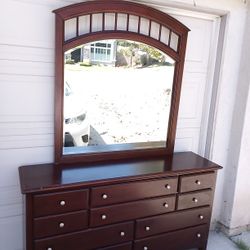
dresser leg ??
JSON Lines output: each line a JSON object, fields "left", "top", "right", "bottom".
{"left": 198, "top": 244, "right": 207, "bottom": 250}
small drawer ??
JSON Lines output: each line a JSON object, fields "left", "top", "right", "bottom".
{"left": 134, "top": 224, "right": 208, "bottom": 250}
{"left": 33, "top": 189, "right": 88, "bottom": 217}
{"left": 97, "top": 242, "right": 132, "bottom": 250}
{"left": 177, "top": 190, "right": 212, "bottom": 210}
{"left": 34, "top": 210, "right": 88, "bottom": 238}
{"left": 35, "top": 221, "right": 134, "bottom": 250}
{"left": 90, "top": 196, "right": 175, "bottom": 227}
{"left": 136, "top": 206, "right": 211, "bottom": 238}
{"left": 180, "top": 172, "right": 216, "bottom": 193}
{"left": 91, "top": 178, "right": 177, "bottom": 207}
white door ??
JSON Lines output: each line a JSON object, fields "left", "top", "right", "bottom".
{"left": 171, "top": 13, "right": 220, "bottom": 155}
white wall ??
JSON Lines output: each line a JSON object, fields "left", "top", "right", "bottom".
{"left": 0, "top": 0, "right": 249, "bottom": 249}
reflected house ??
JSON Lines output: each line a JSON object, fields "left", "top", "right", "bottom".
{"left": 65, "top": 40, "right": 117, "bottom": 66}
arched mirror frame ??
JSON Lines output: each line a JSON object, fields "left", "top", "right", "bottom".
{"left": 53, "top": 0, "right": 189, "bottom": 165}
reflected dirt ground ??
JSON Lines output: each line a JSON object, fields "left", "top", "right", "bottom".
{"left": 64, "top": 64, "right": 174, "bottom": 146}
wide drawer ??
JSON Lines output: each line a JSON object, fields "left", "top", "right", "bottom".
{"left": 91, "top": 178, "right": 178, "bottom": 207}
{"left": 136, "top": 206, "right": 211, "bottom": 238}
{"left": 90, "top": 196, "right": 175, "bottom": 227}
{"left": 97, "top": 242, "right": 132, "bottom": 250}
{"left": 180, "top": 172, "right": 216, "bottom": 193}
{"left": 33, "top": 189, "right": 88, "bottom": 217}
{"left": 34, "top": 210, "right": 88, "bottom": 238}
{"left": 177, "top": 190, "right": 212, "bottom": 210}
{"left": 34, "top": 221, "right": 134, "bottom": 250}
{"left": 134, "top": 224, "right": 209, "bottom": 250}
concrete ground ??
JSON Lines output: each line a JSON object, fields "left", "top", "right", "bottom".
{"left": 207, "top": 231, "right": 238, "bottom": 250}
{"left": 202, "top": 230, "right": 250, "bottom": 250}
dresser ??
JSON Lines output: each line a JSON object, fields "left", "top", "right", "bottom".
{"left": 19, "top": 152, "right": 222, "bottom": 250}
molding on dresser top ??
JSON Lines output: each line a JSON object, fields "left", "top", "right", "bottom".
{"left": 19, "top": 151, "right": 222, "bottom": 194}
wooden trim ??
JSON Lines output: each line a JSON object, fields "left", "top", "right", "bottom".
{"left": 53, "top": 0, "right": 189, "bottom": 165}
{"left": 53, "top": 0, "right": 190, "bottom": 34}
{"left": 54, "top": 15, "right": 64, "bottom": 163}
{"left": 63, "top": 31, "right": 180, "bottom": 61}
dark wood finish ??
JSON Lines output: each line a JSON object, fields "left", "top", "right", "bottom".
{"left": 19, "top": 152, "right": 221, "bottom": 194}
{"left": 91, "top": 177, "right": 177, "bottom": 207}
{"left": 90, "top": 196, "right": 176, "bottom": 227}
{"left": 34, "top": 221, "right": 134, "bottom": 250}
{"left": 97, "top": 242, "right": 132, "bottom": 250}
{"left": 53, "top": 0, "right": 190, "bottom": 164}
{"left": 34, "top": 210, "right": 88, "bottom": 238}
{"left": 136, "top": 206, "right": 211, "bottom": 238}
{"left": 20, "top": 153, "right": 222, "bottom": 250}
{"left": 54, "top": 14, "right": 64, "bottom": 164}
{"left": 177, "top": 190, "right": 212, "bottom": 210}
{"left": 134, "top": 224, "right": 209, "bottom": 250}
{"left": 26, "top": 194, "right": 33, "bottom": 250}
{"left": 33, "top": 189, "right": 88, "bottom": 217}
{"left": 180, "top": 172, "right": 216, "bottom": 193}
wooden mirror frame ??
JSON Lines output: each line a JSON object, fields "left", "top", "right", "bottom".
{"left": 53, "top": 0, "right": 189, "bottom": 165}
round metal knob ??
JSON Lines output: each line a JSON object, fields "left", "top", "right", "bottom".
{"left": 102, "top": 194, "right": 108, "bottom": 200}
{"left": 47, "top": 248, "right": 53, "bottom": 250}
{"left": 145, "top": 226, "right": 151, "bottom": 231}
{"left": 196, "top": 180, "right": 201, "bottom": 185}
{"left": 101, "top": 214, "right": 107, "bottom": 220}
{"left": 193, "top": 198, "right": 198, "bottom": 203}
{"left": 199, "top": 215, "right": 204, "bottom": 220}
{"left": 144, "top": 247, "right": 148, "bottom": 250}
{"left": 60, "top": 200, "right": 66, "bottom": 206}
{"left": 163, "top": 203, "right": 169, "bottom": 208}
{"left": 59, "top": 222, "right": 65, "bottom": 228}
{"left": 120, "top": 231, "right": 125, "bottom": 237}
{"left": 165, "top": 184, "right": 171, "bottom": 190}
{"left": 197, "top": 233, "right": 201, "bottom": 238}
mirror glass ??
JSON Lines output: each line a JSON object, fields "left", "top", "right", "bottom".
{"left": 63, "top": 39, "right": 175, "bottom": 155}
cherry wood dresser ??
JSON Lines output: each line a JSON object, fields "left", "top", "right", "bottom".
{"left": 19, "top": 152, "right": 221, "bottom": 250}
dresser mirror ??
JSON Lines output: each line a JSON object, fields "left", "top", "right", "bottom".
{"left": 63, "top": 39, "right": 175, "bottom": 156}
{"left": 54, "top": 0, "right": 189, "bottom": 164}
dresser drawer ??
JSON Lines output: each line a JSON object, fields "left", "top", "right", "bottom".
{"left": 34, "top": 221, "right": 134, "bottom": 250}
{"left": 33, "top": 190, "right": 88, "bottom": 217}
{"left": 177, "top": 190, "right": 212, "bottom": 210}
{"left": 134, "top": 224, "right": 208, "bottom": 250}
{"left": 180, "top": 172, "right": 216, "bottom": 193}
{"left": 34, "top": 210, "right": 88, "bottom": 238}
{"left": 97, "top": 242, "right": 132, "bottom": 250}
{"left": 90, "top": 196, "right": 175, "bottom": 227}
{"left": 136, "top": 206, "right": 211, "bottom": 238}
{"left": 91, "top": 178, "right": 177, "bottom": 207}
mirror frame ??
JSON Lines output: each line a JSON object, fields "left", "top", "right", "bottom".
{"left": 53, "top": 0, "right": 189, "bottom": 165}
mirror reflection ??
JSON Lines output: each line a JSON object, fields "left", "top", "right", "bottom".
{"left": 63, "top": 39, "right": 175, "bottom": 155}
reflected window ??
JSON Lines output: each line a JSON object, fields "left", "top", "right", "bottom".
{"left": 63, "top": 39, "right": 175, "bottom": 155}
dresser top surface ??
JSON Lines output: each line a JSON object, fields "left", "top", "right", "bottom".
{"left": 19, "top": 151, "right": 222, "bottom": 194}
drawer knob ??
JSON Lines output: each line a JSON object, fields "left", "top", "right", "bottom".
{"left": 101, "top": 214, "right": 107, "bottom": 220}
{"left": 196, "top": 180, "right": 201, "bottom": 185}
{"left": 102, "top": 194, "right": 108, "bottom": 199}
{"left": 47, "top": 248, "right": 53, "bottom": 250}
{"left": 60, "top": 200, "right": 66, "bottom": 206}
{"left": 120, "top": 231, "right": 125, "bottom": 237}
{"left": 199, "top": 215, "right": 204, "bottom": 220}
{"left": 145, "top": 226, "right": 151, "bottom": 231}
{"left": 193, "top": 198, "right": 198, "bottom": 203}
{"left": 163, "top": 202, "right": 169, "bottom": 208}
{"left": 165, "top": 184, "right": 171, "bottom": 190}
{"left": 144, "top": 247, "right": 148, "bottom": 250}
{"left": 59, "top": 222, "right": 65, "bottom": 228}
{"left": 197, "top": 233, "right": 201, "bottom": 238}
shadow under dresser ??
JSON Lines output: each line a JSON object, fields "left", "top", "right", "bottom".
{"left": 19, "top": 152, "right": 222, "bottom": 250}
